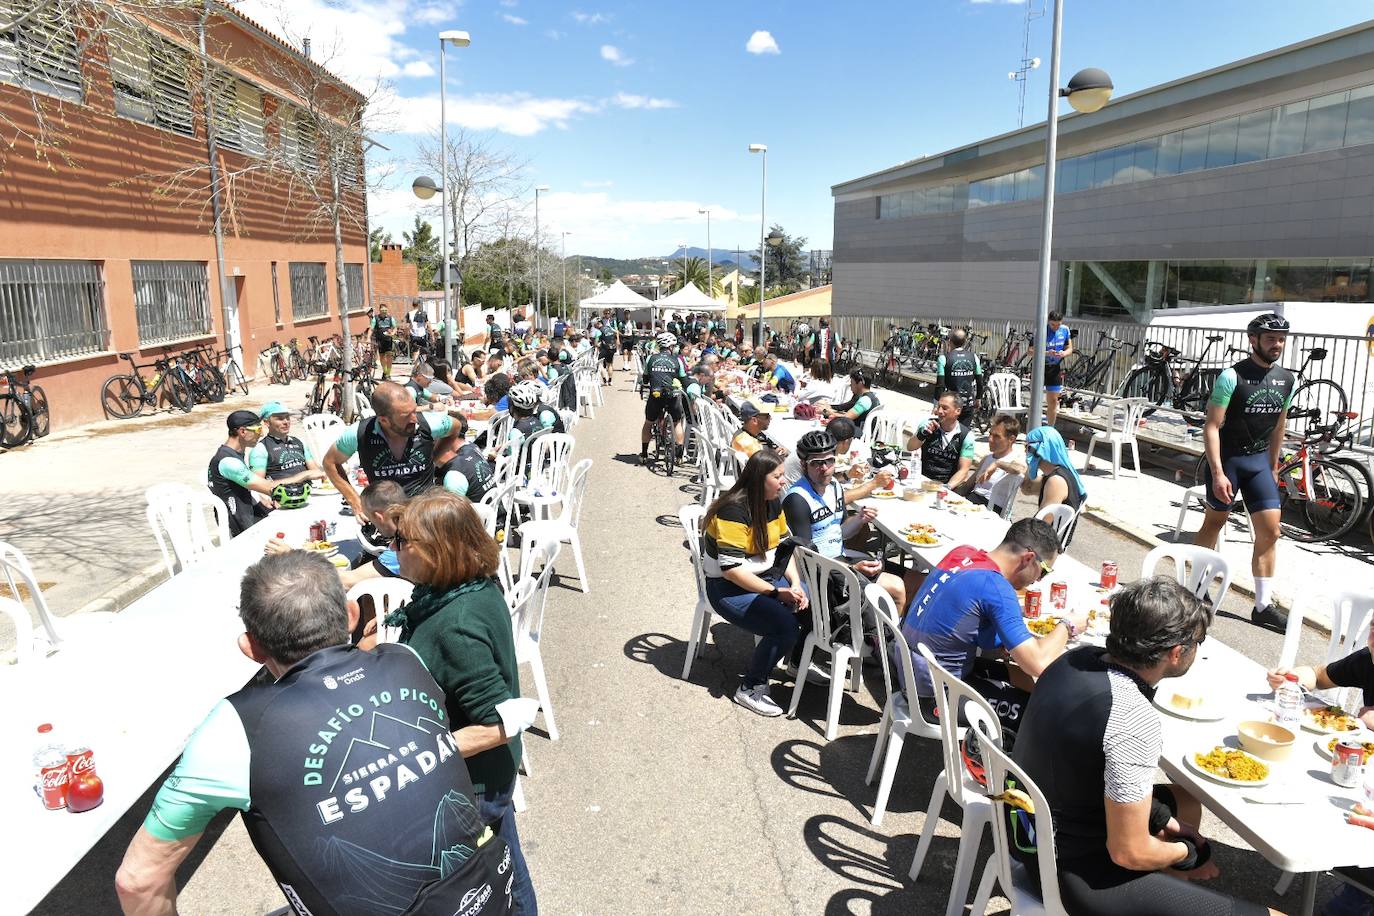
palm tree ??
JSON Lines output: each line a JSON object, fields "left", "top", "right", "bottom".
{"left": 665, "top": 256, "right": 723, "bottom": 296}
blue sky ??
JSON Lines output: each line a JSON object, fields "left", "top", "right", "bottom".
{"left": 237, "top": 0, "right": 1372, "bottom": 259}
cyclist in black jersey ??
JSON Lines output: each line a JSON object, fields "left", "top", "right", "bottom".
{"left": 1193, "top": 313, "right": 1295, "bottom": 632}
{"left": 371, "top": 304, "right": 397, "bottom": 379}
{"left": 640, "top": 332, "right": 688, "bottom": 464}
{"left": 435, "top": 413, "right": 497, "bottom": 503}
{"left": 250, "top": 401, "right": 327, "bottom": 507}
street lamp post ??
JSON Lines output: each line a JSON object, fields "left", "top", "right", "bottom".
{"left": 534, "top": 185, "right": 549, "bottom": 328}
{"left": 561, "top": 231, "right": 570, "bottom": 322}
{"left": 748, "top": 143, "right": 767, "bottom": 346}
{"left": 437, "top": 29, "right": 470, "bottom": 364}
{"left": 698, "top": 208, "right": 712, "bottom": 296}
{"left": 676, "top": 240, "right": 688, "bottom": 289}
{"left": 1027, "top": 1, "right": 1112, "bottom": 429}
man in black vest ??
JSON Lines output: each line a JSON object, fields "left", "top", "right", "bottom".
{"left": 117, "top": 551, "right": 532, "bottom": 916}
{"left": 938, "top": 328, "right": 984, "bottom": 425}
{"left": 906, "top": 391, "right": 976, "bottom": 487}
{"left": 209, "top": 409, "right": 278, "bottom": 535}
{"left": 250, "top": 401, "right": 326, "bottom": 507}
{"left": 323, "top": 382, "right": 461, "bottom": 517}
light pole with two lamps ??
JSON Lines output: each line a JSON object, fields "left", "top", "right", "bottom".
{"left": 1027, "top": 2, "right": 1111, "bottom": 429}
{"left": 534, "top": 185, "right": 549, "bottom": 328}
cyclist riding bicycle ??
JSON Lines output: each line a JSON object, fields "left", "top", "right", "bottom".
{"left": 641, "top": 332, "right": 688, "bottom": 465}
{"left": 1193, "top": 312, "right": 1295, "bottom": 633}
{"left": 249, "top": 401, "right": 326, "bottom": 508}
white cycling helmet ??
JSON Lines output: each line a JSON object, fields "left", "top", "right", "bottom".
{"left": 509, "top": 380, "right": 542, "bottom": 410}
{"left": 656, "top": 332, "right": 678, "bottom": 349}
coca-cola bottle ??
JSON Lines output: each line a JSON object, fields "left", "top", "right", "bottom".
{"left": 33, "top": 723, "right": 68, "bottom": 810}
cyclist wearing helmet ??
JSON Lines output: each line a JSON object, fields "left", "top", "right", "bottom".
{"left": 506, "top": 380, "right": 565, "bottom": 457}
{"left": 641, "top": 332, "right": 688, "bottom": 464}
{"left": 435, "top": 413, "right": 497, "bottom": 503}
{"left": 782, "top": 430, "right": 907, "bottom": 608}
{"left": 1194, "top": 312, "right": 1295, "bottom": 632}
{"left": 248, "top": 401, "right": 326, "bottom": 509}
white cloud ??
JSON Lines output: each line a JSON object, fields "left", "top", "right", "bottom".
{"left": 613, "top": 91, "right": 676, "bottom": 110}
{"left": 572, "top": 10, "right": 609, "bottom": 24}
{"left": 401, "top": 60, "right": 435, "bottom": 78}
{"left": 501, "top": 13, "right": 528, "bottom": 25}
{"left": 233, "top": 0, "right": 415, "bottom": 89}
{"left": 544, "top": 29, "right": 564, "bottom": 40}
{"left": 600, "top": 44, "right": 631, "bottom": 66}
{"left": 581, "top": 179, "right": 614, "bottom": 188}
{"left": 500, "top": 0, "right": 518, "bottom": 6}
{"left": 533, "top": 191, "right": 759, "bottom": 256}
{"left": 387, "top": 90, "right": 600, "bottom": 136}
{"left": 412, "top": 4, "right": 458, "bottom": 26}
{"left": 745, "top": 30, "right": 780, "bottom": 55}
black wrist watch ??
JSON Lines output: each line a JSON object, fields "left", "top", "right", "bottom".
{"left": 768, "top": 586, "right": 780, "bottom": 600}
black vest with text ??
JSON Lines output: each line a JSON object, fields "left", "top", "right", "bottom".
{"left": 260, "top": 434, "right": 310, "bottom": 481}
{"left": 920, "top": 424, "right": 969, "bottom": 483}
{"left": 208, "top": 444, "right": 259, "bottom": 535}
{"left": 445, "top": 443, "right": 495, "bottom": 502}
{"left": 357, "top": 415, "right": 438, "bottom": 497}
{"left": 227, "top": 644, "right": 512, "bottom": 916}
{"left": 943, "top": 347, "right": 980, "bottom": 405}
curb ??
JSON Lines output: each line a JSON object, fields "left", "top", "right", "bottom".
{"left": 71, "top": 558, "right": 169, "bottom": 617}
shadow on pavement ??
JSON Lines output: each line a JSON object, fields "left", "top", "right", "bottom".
{"left": 622, "top": 628, "right": 751, "bottom": 700}
{"left": 801, "top": 813, "right": 964, "bottom": 914}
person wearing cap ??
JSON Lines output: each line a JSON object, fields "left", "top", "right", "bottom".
{"left": 732, "top": 400, "right": 790, "bottom": 461}
{"left": 210, "top": 411, "right": 279, "bottom": 535}
{"left": 248, "top": 402, "right": 326, "bottom": 507}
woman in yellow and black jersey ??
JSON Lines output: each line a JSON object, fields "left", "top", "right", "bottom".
{"left": 702, "top": 450, "right": 811, "bottom": 717}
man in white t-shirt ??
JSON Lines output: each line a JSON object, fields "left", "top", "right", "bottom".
{"left": 408, "top": 302, "right": 429, "bottom": 351}
{"left": 961, "top": 413, "right": 1026, "bottom": 514}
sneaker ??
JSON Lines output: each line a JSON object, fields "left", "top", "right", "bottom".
{"left": 786, "top": 662, "right": 831, "bottom": 686}
{"left": 1251, "top": 603, "right": 1288, "bottom": 633}
{"left": 734, "top": 683, "right": 783, "bottom": 717}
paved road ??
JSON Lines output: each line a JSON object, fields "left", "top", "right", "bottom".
{"left": 28, "top": 367, "right": 1343, "bottom": 915}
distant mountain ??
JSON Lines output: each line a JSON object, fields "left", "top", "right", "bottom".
{"left": 575, "top": 250, "right": 754, "bottom": 281}
{"left": 667, "top": 246, "right": 757, "bottom": 268}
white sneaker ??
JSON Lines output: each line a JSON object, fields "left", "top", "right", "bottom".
{"left": 786, "top": 662, "right": 832, "bottom": 686}
{"left": 734, "top": 683, "right": 783, "bottom": 717}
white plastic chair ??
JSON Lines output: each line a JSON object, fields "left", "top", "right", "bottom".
{"left": 302, "top": 413, "right": 346, "bottom": 463}
{"left": 487, "top": 411, "right": 513, "bottom": 456}
{"left": 515, "top": 432, "right": 575, "bottom": 523}
{"left": 0, "top": 540, "right": 117, "bottom": 656}
{"left": 677, "top": 505, "right": 713, "bottom": 679}
{"left": 1036, "top": 503, "right": 1079, "bottom": 551}
{"left": 1278, "top": 589, "right": 1374, "bottom": 672}
{"left": 987, "top": 471, "right": 1024, "bottom": 520}
{"left": 986, "top": 373, "right": 1028, "bottom": 421}
{"left": 867, "top": 411, "right": 907, "bottom": 450}
{"left": 968, "top": 736, "right": 1069, "bottom": 916}
{"left": 346, "top": 579, "right": 415, "bottom": 645}
{"left": 859, "top": 406, "right": 887, "bottom": 448}
{"left": 508, "top": 539, "right": 562, "bottom": 740}
{"left": 1082, "top": 397, "right": 1147, "bottom": 478}
{"left": 145, "top": 483, "right": 231, "bottom": 576}
{"left": 0, "top": 595, "right": 34, "bottom": 665}
{"left": 1140, "top": 543, "right": 1231, "bottom": 608}
{"left": 786, "top": 547, "right": 867, "bottom": 741}
{"left": 863, "top": 584, "right": 941, "bottom": 827}
{"left": 558, "top": 407, "right": 578, "bottom": 431}
{"left": 1174, "top": 485, "right": 1254, "bottom": 546}
{"left": 518, "top": 458, "right": 593, "bottom": 594}
{"left": 910, "top": 643, "right": 1005, "bottom": 916}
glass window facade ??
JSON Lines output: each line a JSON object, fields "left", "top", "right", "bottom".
{"left": 881, "top": 80, "right": 1374, "bottom": 219}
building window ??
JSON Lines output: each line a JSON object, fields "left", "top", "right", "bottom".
{"left": 108, "top": 24, "right": 194, "bottom": 137}
{"left": 131, "top": 261, "right": 213, "bottom": 345}
{"left": 210, "top": 72, "right": 265, "bottom": 156}
{"left": 344, "top": 263, "right": 364, "bottom": 312}
{"left": 289, "top": 262, "right": 328, "bottom": 319}
{"left": 271, "top": 262, "right": 281, "bottom": 324}
{"left": 0, "top": 3, "right": 82, "bottom": 101}
{"left": 0, "top": 259, "right": 107, "bottom": 364}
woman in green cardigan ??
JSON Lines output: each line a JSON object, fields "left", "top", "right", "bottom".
{"left": 388, "top": 489, "right": 538, "bottom": 914}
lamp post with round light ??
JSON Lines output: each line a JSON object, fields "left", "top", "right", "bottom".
{"left": 748, "top": 143, "right": 767, "bottom": 346}
{"left": 534, "top": 185, "right": 549, "bottom": 327}
{"left": 1027, "top": 1, "right": 1111, "bottom": 430}
{"left": 698, "top": 208, "right": 712, "bottom": 296}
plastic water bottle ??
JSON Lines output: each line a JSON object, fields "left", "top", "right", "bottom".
{"left": 1276, "top": 673, "right": 1304, "bottom": 729}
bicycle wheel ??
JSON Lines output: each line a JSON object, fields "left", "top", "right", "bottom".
{"left": 0, "top": 394, "right": 32, "bottom": 446}
{"left": 271, "top": 356, "right": 290, "bottom": 386}
{"left": 1121, "top": 365, "right": 1169, "bottom": 407}
{"left": 224, "top": 359, "right": 250, "bottom": 396}
{"left": 163, "top": 371, "right": 193, "bottom": 413}
{"left": 202, "top": 366, "right": 227, "bottom": 403}
{"left": 1286, "top": 379, "right": 1348, "bottom": 436}
{"left": 1278, "top": 458, "right": 1363, "bottom": 542}
{"left": 1331, "top": 455, "right": 1374, "bottom": 529}
{"left": 29, "top": 385, "right": 50, "bottom": 437}
{"left": 289, "top": 352, "right": 307, "bottom": 381}
{"left": 99, "top": 374, "right": 144, "bottom": 419}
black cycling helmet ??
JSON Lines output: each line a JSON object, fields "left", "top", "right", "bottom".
{"left": 797, "top": 429, "right": 838, "bottom": 460}
{"left": 1247, "top": 312, "right": 1290, "bottom": 335}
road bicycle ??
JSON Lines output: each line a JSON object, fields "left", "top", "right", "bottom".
{"left": 1120, "top": 334, "right": 1229, "bottom": 422}
{"left": 651, "top": 388, "right": 686, "bottom": 476}
{"left": 99, "top": 352, "right": 193, "bottom": 419}
{"left": 1191, "top": 411, "right": 1365, "bottom": 543}
{"left": 0, "top": 365, "right": 49, "bottom": 448}
{"left": 285, "top": 338, "right": 308, "bottom": 381}
{"left": 834, "top": 338, "right": 863, "bottom": 375}
{"left": 215, "top": 345, "right": 250, "bottom": 397}
{"left": 987, "top": 324, "right": 1035, "bottom": 378}
{"left": 169, "top": 345, "right": 226, "bottom": 405}
{"left": 261, "top": 340, "right": 292, "bottom": 386}
{"left": 878, "top": 322, "right": 946, "bottom": 386}
{"left": 306, "top": 361, "right": 371, "bottom": 418}
{"left": 1062, "top": 330, "right": 1138, "bottom": 412}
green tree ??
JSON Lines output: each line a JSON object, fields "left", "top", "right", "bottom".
{"left": 598, "top": 267, "right": 613, "bottom": 283}
{"left": 738, "top": 283, "right": 760, "bottom": 306}
{"left": 402, "top": 215, "right": 440, "bottom": 290}
{"left": 665, "top": 256, "right": 722, "bottom": 296}
{"left": 369, "top": 227, "right": 393, "bottom": 262}
{"left": 752, "top": 224, "right": 808, "bottom": 293}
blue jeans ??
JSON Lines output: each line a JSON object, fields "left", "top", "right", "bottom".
{"left": 705, "top": 573, "right": 802, "bottom": 688}
{"left": 480, "top": 780, "right": 537, "bottom": 915}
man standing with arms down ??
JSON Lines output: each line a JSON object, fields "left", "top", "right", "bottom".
{"left": 371, "top": 303, "right": 397, "bottom": 380}
{"left": 1038, "top": 310, "right": 1072, "bottom": 427}
{"left": 1193, "top": 313, "right": 1295, "bottom": 632}
{"left": 938, "top": 328, "right": 983, "bottom": 425}
{"left": 115, "top": 551, "right": 524, "bottom": 916}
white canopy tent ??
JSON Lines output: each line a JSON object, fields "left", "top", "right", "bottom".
{"left": 655, "top": 283, "right": 726, "bottom": 328}
{"left": 577, "top": 279, "right": 655, "bottom": 326}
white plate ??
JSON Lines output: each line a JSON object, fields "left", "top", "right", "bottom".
{"left": 870, "top": 490, "right": 899, "bottom": 500}
{"left": 1154, "top": 692, "right": 1227, "bottom": 722}
{"left": 1316, "top": 735, "right": 1374, "bottom": 760}
{"left": 1183, "top": 750, "right": 1271, "bottom": 788}
{"left": 1301, "top": 707, "right": 1362, "bottom": 735}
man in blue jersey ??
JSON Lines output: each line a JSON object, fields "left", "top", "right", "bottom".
{"left": 1039, "top": 311, "right": 1073, "bottom": 426}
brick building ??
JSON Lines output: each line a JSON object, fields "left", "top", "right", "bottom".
{"left": 0, "top": 2, "right": 371, "bottom": 432}
{"left": 369, "top": 243, "right": 419, "bottom": 316}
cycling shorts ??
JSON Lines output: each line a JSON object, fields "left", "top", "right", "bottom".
{"left": 1204, "top": 450, "right": 1281, "bottom": 512}
{"left": 1043, "top": 363, "right": 1063, "bottom": 393}
{"left": 645, "top": 390, "right": 685, "bottom": 423}
{"left": 375, "top": 336, "right": 393, "bottom": 354}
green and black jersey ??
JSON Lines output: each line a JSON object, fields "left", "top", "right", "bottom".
{"left": 1208, "top": 358, "right": 1296, "bottom": 456}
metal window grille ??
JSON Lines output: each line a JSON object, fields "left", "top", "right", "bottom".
{"left": 289, "top": 262, "right": 328, "bottom": 319}
{"left": 0, "top": 2, "right": 82, "bottom": 102}
{"left": 0, "top": 260, "right": 107, "bottom": 365}
{"left": 131, "top": 261, "right": 212, "bottom": 345}
{"left": 344, "top": 263, "right": 364, "bottom": 312}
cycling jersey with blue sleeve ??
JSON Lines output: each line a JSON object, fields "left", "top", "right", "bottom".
{"left": 901, "top": 566, "right": 1032, "bottom": 696}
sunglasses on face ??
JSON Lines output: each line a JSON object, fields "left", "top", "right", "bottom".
{"left": 1031, "top": 552, "right": 1053, "bottom": 580}
{"left": 806, "top": 456, "right": 837, "bottom": 468}
{"left": 240, "top": 424, "right": 262, "bottom": 434}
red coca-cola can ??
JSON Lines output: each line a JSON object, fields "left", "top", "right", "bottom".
{"left": 1050, "top": 582, "right": 1068, "bottom": 610}
{"left": 1334, "top": 738, "right": 1366, "bottom": 788}
{"left": 1101, "top": 560, "right": 1119, "bottom": 590}
{"left": 36, "top": 749, "right": 68, "bottom": 810}
{"left": 67, "top": 747, "right": 95, "bottom": 778}
{"left": 309, "top": 521, "right": 325, "bottom": 542}
{"left": 1023, "top": 587, "right": 1042, "bottom": 619}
